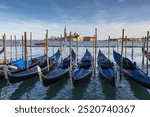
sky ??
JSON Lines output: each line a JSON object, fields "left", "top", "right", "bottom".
{"left": 0, "top": 0, "right": 150, "bottom": 40}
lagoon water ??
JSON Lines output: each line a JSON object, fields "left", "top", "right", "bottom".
{"left": 0, "top": 40, "right": 150, "bottom": 100}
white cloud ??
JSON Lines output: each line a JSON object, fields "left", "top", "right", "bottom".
{"left": 0, "top": 17, "right": 149, "bottom": 40}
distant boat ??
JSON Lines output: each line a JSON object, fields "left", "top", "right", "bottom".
{"left": 34, "top": 42, "right": 46, "bottom": 46}
{"left": 72, "top": 49, "right": 92, "bottom": 86}
{"left": 97, "top": 49, "right": 116, "bottom": 86}
{"left": 113, "top": 50, "right": 150, "bottom": 89}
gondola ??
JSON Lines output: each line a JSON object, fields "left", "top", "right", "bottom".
{"left": 7, "top": 49, "right": 60, "bottom": 83}
{"left": 0, "top": 54, "right": 46, "bottom": 79}
{"left": 38, "top": 49, "right": 76, "bottom": 87}
{"left": 72, "top": 49, "right": 92, "bottom": 86}
{"left": 97, "top": 50, "right": 115, "bottom": 86}
{"left": 40, "top": 49, "right": 61, "bottom": 73}
{"left": 142, "top": 46, "right": 150, "bottom": 60}
{"left": 0, "top": 47, "right": 4, "bottom": 54}
{"left": 113, "top": 50, "right": 150, "bottom": 89}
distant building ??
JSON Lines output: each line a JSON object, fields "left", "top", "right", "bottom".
{"left": 83, "top": 36, "right": 95, "bottom": 41}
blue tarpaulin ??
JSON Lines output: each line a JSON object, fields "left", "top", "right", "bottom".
{"left": 10, "top": 59, "right": 32, "bottom": 69}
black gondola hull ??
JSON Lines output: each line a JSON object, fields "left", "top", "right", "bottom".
{"left": 98, "top": 70, "right": 115, "bottom": 87}
{"left": 41, "top": 69, "right": 69, "bottom": 87}
{"left": 73, "top": 70, "right": 92, "bottom": 87}
{"left": 123, "top": 70, "right": 150, "bottom": 89}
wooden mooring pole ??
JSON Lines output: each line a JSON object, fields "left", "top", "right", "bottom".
{"left": 146, "top": 31, "right": 149, "bottom": 75}
{"left": 69, "top": 32, "right": 73, "bottom": 85}
{"left": 10, "top": 35, "right": 12, "bottom": 61}
{"left": 30, "top": 32, "right": 33, "bottom": 60}
{"left": 125, "top": 36, "right": 127, "bottom": 58}
{"left": 120, "top": 29, "right": 125, "bottom": 77}
{"left": 24, "top": 32, "right": 28, "bottom": 69}
{"left": 92, "top": 33, "right": 95, "bottom": 76}
{"left": 76, "top": 34, "right": 79, "bottom": 64}
{"left": 52, "top": 37, "right": 54, "bottom": 55}
{"left": 94, "top": 28, "right": 97, "bottom": 77}
{"left": 22, "top": 35, "right": 24, "bottom": 60}
{"left": 142, "top": 36, "right": 146, "bottom": 66}
{"left": 108, "top": 36, "right": 110, "bottom": 59}
{"left": 3, "top": 34, "right": 6, "bottom": 64}
{"left": 46, "top": 29, "right": 50, "bottom": 71}
{"left": 60, "top": 34, "right": 63, "bottom": 61}
{"left": 131, "top": 38, "right": 134, "bottom": 61}
{"left": 14, "top": 35, "right": 17, "bottom": 60}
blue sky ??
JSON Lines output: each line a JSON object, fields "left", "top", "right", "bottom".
{"left": 0, "top": 0, "right": 150, "bottom": 39}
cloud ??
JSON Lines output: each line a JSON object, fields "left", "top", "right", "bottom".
{"left": 0, "top": 17, "right": 149, "bottom": 40}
